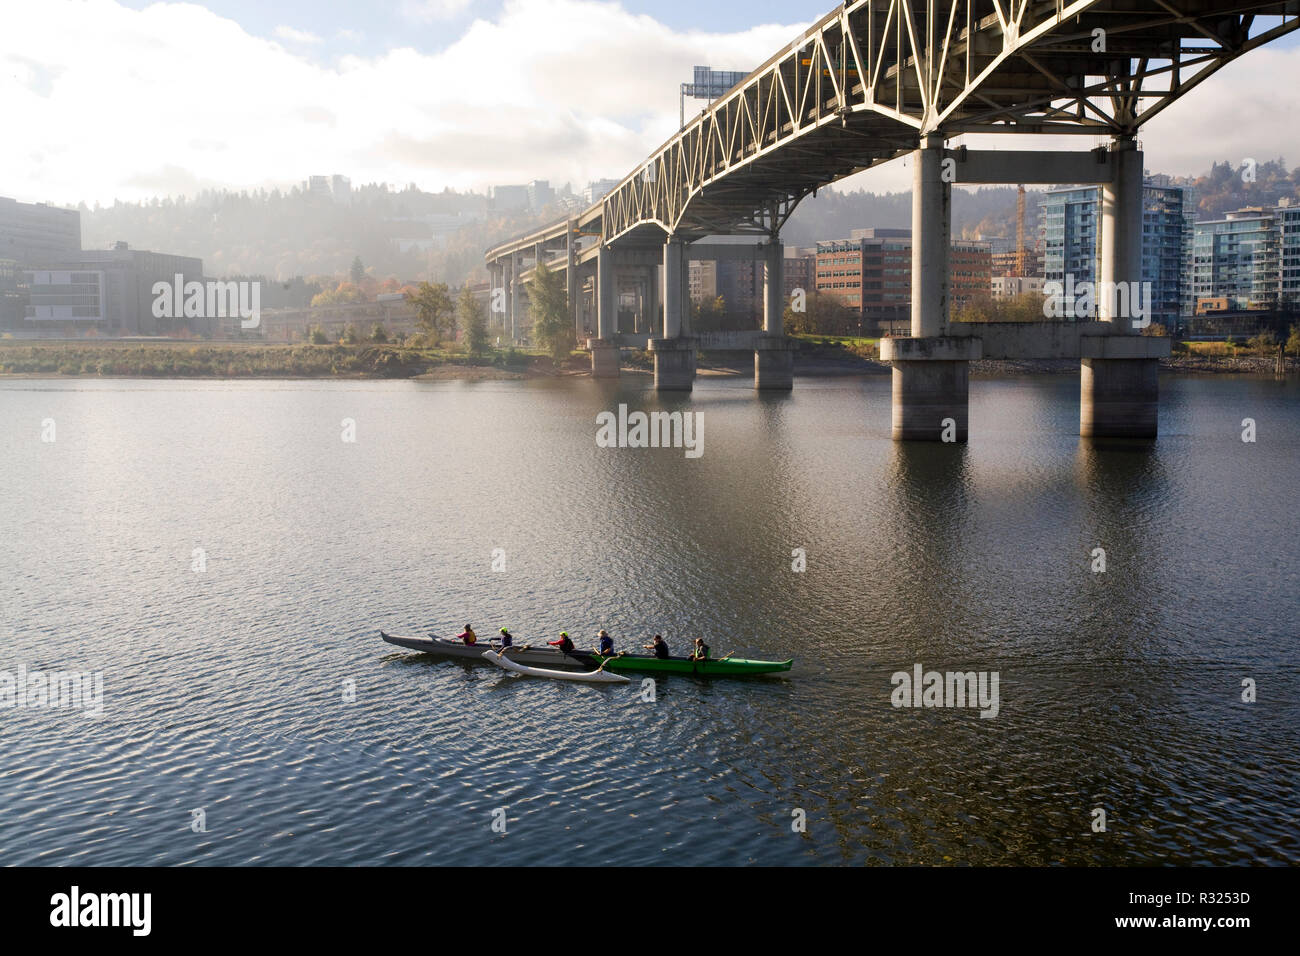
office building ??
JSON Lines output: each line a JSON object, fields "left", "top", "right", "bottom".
{"left": 815, "top": 228, "right": 991, "bottom": 327}
{"left": 688, "top": 258, "right": 761, "bottom": 315}
{"left": 0, "top": 258, "right": 24, "bottom": 328}
{"left": 24, "top": 243, "right": 204, "bottom": 335}
{"left": 584, "top": 179, "right": 619, "bottom": 205}
{"left": 527, "top": 180, "right": 554, "bottom": 211}
{"left": 0, "top": 197, "right": 81, "bottom": 267}
{"left": 490, "top": 184, "right": 530, "bottom": 212}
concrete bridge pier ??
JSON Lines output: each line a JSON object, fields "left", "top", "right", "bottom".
{"left": 652, "top": 236, "right": 695, "bottom": 390}
{"left": 754, "top": 238, "right": 794, "bottom": 389}
{"left": 504, "top": 255, "right": 516, "bottom": 343}
{"left": 1080, "top": 337, "right": 1160, "bottom": 438}
{"left": 886, "top": 337, "right": 980, "bottom": 441}
{"left": 1082, "top": 136, "right": 1159, "bottom": 438}
{"left": 884, "top": 134, "right": 970, "bottom": 441}
{"left": 590, "top": 246, "right": 620, "bottom": 378}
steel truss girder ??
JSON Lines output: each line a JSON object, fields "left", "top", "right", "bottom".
{"left": 486, "top": 0, "right": 1299, "bottom": 267}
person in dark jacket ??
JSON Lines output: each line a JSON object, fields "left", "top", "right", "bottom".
{"left": 643, "top": 634, "right": 670, "bottom": 659}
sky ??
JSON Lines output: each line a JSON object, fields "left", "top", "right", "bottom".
{"left": 3, "top": 0, "right": 1298, "bottom": 207}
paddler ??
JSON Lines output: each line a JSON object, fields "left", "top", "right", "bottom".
{"left": 548, "top": 631, "right": 575, "bottom": 654}
{"left": 497, "top": 627, "right": 514, "bottom": 648}
{"left": 644, "top": 634, "right": 670, "bottom": 659}
{"left": 687, "top": 637, "right": 710, "bottom": 662}
{"left": 596, "top": 629, "right": 614, "bottom": 655}
{"left": 457, "top": 624, "right": 478, "bottom": 645}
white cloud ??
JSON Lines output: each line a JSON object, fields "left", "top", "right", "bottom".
{"left": 0, "top": 0, "right": 804, "bottom": 204}
{"left": 400, "top": 0, "right": 476, "bottom": 23}
{"left": 273, "top": 25, "right": 322, "bottom": 45}
{"left": 0, "top": 0, "right": 1295, "bottom": 208}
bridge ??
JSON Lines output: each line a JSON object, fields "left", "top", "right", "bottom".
{"left": 486, "top": 0, "right": 1299, "bottom": 439}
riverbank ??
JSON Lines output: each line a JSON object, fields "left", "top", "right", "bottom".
{"left": 0, "top": 339, "right": 1293, "bottom": 379}
{"left": 0, "top": 341, "right": 585, "bottom": 379}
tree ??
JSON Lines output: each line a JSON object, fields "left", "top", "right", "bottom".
{"left": 340, "top": 323, "right": 361, "bottom": 345}
{"left": 350, "top": 256, "right": 366, "bottom": 285}
{"left": 529, "top": 261, "right": 573, "bottom": 361}
{"left": 692, "top": 295, "right": 727, "bottom": 332}
{"left": 1248, "top": 329, "right": 1278, "bottom": 352}
{"left": 459, "top": 284, "right": 490, "bottom": 357}
{"left": 412, "top": 281, "right": 454, "bottom": 343}
{"left": 311, "top": 281, "right": 366, "bottom": 307}
{"left": 370, "top": 323, "right": 389, "bottom": 343}
{"left": 1287, "top": 323, "right": 1300, "bottom": 356}
{"left": 954, "top": 291, "right": 1047, "bottom": 324}
{"left": 784, "top": 290, "right": 856, "bottom": 335}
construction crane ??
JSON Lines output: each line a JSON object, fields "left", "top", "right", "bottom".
{"left": 1016, "top": 184, "right": 1027, "bottom": 277}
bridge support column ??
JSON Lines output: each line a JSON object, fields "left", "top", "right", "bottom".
{"left": 881, "top": 336, "right": 980, "bottom": 442}
{"left": 912, "top": 135, "right": 950, "bottom": 339}
{"left": 662, "top": 237, "right": 686, "bottom": 339}
{"left": 885, "top": 134, "right": 966, "bottom": 440}
{"left": 649, "top": 337, "right": 696, "bottom": 390}
{"left": 755, "top": 238, "right": 793, "bottom": 389}
{"left": 1080, "top": 336, "right": 1167, "bottom": 438}
{"left": 653, "top": 236, "right": 695, "bottom": 390}
{"left": 590, "top": 246, "right": 619, "bottom": 378}
{"left": 567, "top": 219, "right": 580, "bottom": 337}
{"left": 755, "top": 336, "right": 795, "bottom": 390}
{"left": 1083, "top": 136, "right": 1158, "bottom": 437}
{"left": 642, "top": 265, "right": 658, "bottom": 334}
{"left": 504, "top": 256, "right": 516, "bottom": 343}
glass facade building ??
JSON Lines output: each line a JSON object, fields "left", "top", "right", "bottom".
{"left": 1040, "top": 181, "right": 1189, "bottom": 327}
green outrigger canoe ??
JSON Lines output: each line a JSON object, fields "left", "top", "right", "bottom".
{"left": 586, "top": 653, "right": 792, "bottom": 676}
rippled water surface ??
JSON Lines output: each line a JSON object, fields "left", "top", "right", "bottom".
{"left": 1, "top": 372, "right": 1297, "bottom": 865}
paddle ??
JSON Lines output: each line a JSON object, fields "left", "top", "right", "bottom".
{"left": 594, "top": 651, "right": 626, "bottom": 674}
{"left": 496, "top": 643, "right": 531, "bottom": 658}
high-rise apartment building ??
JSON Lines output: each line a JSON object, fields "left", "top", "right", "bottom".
{"left": 1040, "top": 181, "right": 1190, "bottom": 326}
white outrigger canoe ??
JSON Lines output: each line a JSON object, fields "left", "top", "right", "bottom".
{"left": 380, "top": 631, "right": 593, "bottom": 668}
{"left": 481, "top": 650, "right": 630, "bottom": 683}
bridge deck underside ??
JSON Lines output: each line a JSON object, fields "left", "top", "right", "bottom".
{"left": 487, "top": 0, "right": 1299, "bottom": 260}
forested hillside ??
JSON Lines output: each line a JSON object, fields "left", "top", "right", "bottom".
{"left": 74, "top": 158, "right": 1300, "bottom": 288}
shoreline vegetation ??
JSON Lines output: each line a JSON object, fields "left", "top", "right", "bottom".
{"left": 0, "top": 336, "right": 1294, "bottom": 380}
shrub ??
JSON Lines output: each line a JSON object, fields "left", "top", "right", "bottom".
{"left": 1247, "top": 330, "right": 1279, "bottom": 353}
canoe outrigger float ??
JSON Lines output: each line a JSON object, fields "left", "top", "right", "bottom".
{"left": 586, "top": 653, "right": 793, "bottom": 676}
{"left": 380, "top": 632, "right": 590, "bottom": 668}
{"left": 481, "top": 650, "right": 630, "bottom": 683}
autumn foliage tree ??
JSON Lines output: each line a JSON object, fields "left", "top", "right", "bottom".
{"left": 459, "top": 284, "right": 490, "bottom": 357}
{"left": 529, "top": 262, "right": 573, "bottom": 361}
{"left": 412, "top": 281, "right": 455, "bottom": 344}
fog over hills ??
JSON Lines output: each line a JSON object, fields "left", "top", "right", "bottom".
{"left": 75, "top": 159, "right": 1300, "bottom": 287}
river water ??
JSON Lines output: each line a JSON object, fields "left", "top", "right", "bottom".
{"left": 1, "top": 371, "right": 1297, "bottom": 865}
